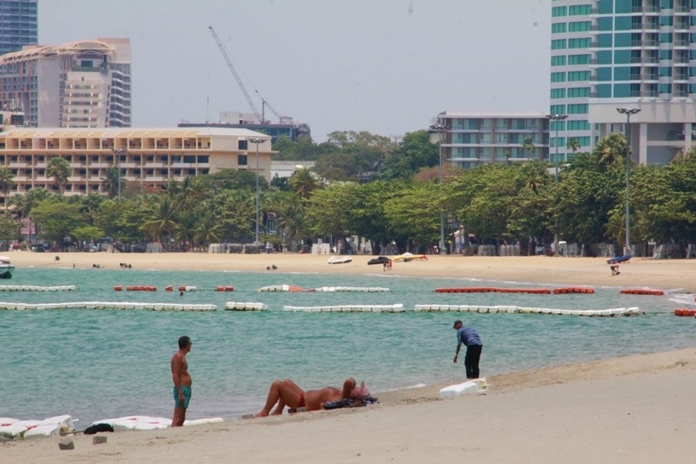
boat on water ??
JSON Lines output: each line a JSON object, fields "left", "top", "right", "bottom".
{"left": 392, "top": 252, "right": 428, "bottom": 262}
{"left": 0, "top": 256, "right": 15, "bottom": 279}
{"left": 328, "top": 256, "right": 352, "bottom": 265}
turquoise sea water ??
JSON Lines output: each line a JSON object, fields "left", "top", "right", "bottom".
{"left": 0, "top": 267, "right": 692, "bottom": 426}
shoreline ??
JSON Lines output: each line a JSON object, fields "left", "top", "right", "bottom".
{"left": 8, "top": 251, "right": 696, "bottom": 292}
{"left": 4, "top": 347, "right": 696, "bottom": 463}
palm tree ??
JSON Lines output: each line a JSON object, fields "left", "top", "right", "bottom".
{"left": 193, "top": 212, "right": 223, "bottom": 247}
{"left": 503, "top": 150, "right": 512, "bottom": 165}
{"left": 595, "top": 133, "right": 628, "bottom": 168}
{"left": 46, "top": 157, "right": 71, "bottom": 195}
{"left": 102, "top": 165, "right": 124, "bottom": 198}
{"left": 522, "top": 138, "right": 536, "bottom": 159}
{"left": 288, "top": 168, "right": 321, "bottom": 200}
{"left": 566, "top": 137, "right": 581, "bottom": 154}
{"left": 0, "top": 168, "right": 15, "bottom": 215}
{"left": 141, "top": 196, "right": 177, "bottom": 247}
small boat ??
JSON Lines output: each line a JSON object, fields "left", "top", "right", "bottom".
{"left": 0, "top": 256, "right": 15, "bottom": 279}
{"left": 367, "top": 256, "right": 390, "bottom": 266}
{"left": 392, "top": 252, "right": 428, "bottom": 262}
{"left": 328, "top": 256, "right": 352, "bottom": 265}
{"left": 607, "top": 255, "right": 632, "bottom": 265}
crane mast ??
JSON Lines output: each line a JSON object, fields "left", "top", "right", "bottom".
{"left": 208, "top": 26, "right": 263, "bottom": 123}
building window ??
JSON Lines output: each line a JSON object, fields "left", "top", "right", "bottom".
{"left": 198, "top": 155, "right": 209, "bottom": 163}
{"left": 569, "top": 5, "right": 592, "bottom": 15}
{"left": 551, "top": 23, "right": 567, "bottom": 34}
{"left": 551, "top": 55, "right": 566, "bottom": 66}
{"left": 567, "top": 104, "right": 588, "bottom": 114}
{"left": 551, "top": 88, "right": 566, "bottom": 99}
{"left": 568, "top": 71, "right": 591, "bottom": 81}
{"left": 567, "top": 87, "right": 590, "bottom": 98}
{"left": 568, "top": 38, "right": 591, "bottom": 49}
{"left": 568, "top": 21, "right": 591, "bottom": 32}
{"left": 552, "top": 6, "right": 567, "bottom": 16}
{"left": 550, "top": 104, "right": 566, "bottom": 114}
{"left": 238, "top": 140, "right": 248, "bottom": 150}
{"left": 238, "top": 155, "right": 247, "bottom": 166}
{"left": 551, "top": 39, "right": 567, "bottom": 50}
{"left": 567, "top": 120, "right": 591, "bottom": 131}
{"left": 568, "top": 54, "right": 590, "bottom": 65}
{"left": 183, "top": 155, "right": 196, "bottom": 163}
{"left": 551, "top": 72, "right": 566, "bottom": 82}
{"left": 550, "top": 121, "right": 565, "bottom": 131}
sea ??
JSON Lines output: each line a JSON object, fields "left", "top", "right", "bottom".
{"left": 1, "top": 266, "right": 694, "bottom": 427}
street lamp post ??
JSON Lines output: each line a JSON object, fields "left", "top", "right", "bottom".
{"left": 429, "top": 123, "right": 446, "bottom": 254}
{"left": 616, "top": 107, "right": 641, "bottom": 255}
{"left": 112, "top": 148, "right": 127, "bottom": 200}
{"left": 249, "top": 138, "right": 264, "bottom": 246}
{"left": 545, "top": 113, "right": 568, "bottom": 256}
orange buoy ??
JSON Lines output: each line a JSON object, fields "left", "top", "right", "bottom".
{"left": 225, "top": 286, "right": 234, "bottom": 292}
{"left": 114, "top": 286, "right": 122, "bottom": 291}
{"left": 178, "top": 286, "right": 186, "bottom": 292}
{"left": 165, "top": 285, "right": 173, "bottom": 292}
{"left": 216, "top": 286, "right": 224, "bottom": 292}
{"left": 621, "top": 289, "right": 664, "bottom": 296}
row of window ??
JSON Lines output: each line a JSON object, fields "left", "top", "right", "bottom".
{"left": 452, "top": 133, "right": 545, "bottom": 144}
{"left": 550, "top": 87, "right": 592, "bottom": 99}
{"left": 454, "top": 147, "right": 543, "bottom": 159}
{"left": 551, "top": 38, "right": 592, "bottom": 50}
{"left": 549, "top": 120, "right": 592, "bottom": 131}
{"left": 551, "top": 54, "right": 592, "bottom": 66}
{"left": 596, "top": 0, "right": 695, "bottom": 14}
{"left": 450, "top": 119, "right": 542, "bottom": 130}
{"left": 551, "top": 71, "right": 592, "bottom": 82}
{"left": 551, "top": 4, "right": 593, "bottom": 17}
{"left": 593, "top": 82, "right": 696, "bottom": 97}
{"left": 591, "top": 65, "right": 696, "bottom": 80}
{"left": 549, "top": 104, "right": 589, "bottom": 114}
{"left": 552, "top": 21, "right": 592, "bottom": 34}
{"left": 594, "top": 32, "right": 693, "bottom": 48}
{"left": 549, "top": 136, "right": 591, "bottom": 147}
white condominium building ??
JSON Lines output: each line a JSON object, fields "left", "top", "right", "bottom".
{"left": 0, "top": 38, "right": 131, "bottom": 128}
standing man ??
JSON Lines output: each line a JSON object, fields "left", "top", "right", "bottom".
{"left": 171, "top": 335, "right": 193, "bottom": 427}
{"left": 452, "top": 320, "right": 483, "bottom": 379}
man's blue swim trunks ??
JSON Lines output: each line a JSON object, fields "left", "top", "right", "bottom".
{"left": 173, "top": 386, "right": 192, "bottom": 409}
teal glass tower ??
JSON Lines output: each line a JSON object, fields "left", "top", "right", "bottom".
{"left": 0, "top": 0, "right": 37, "bottom": 56}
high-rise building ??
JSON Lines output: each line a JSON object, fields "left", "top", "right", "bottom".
{"left": 0, "top": 0, "right": 37, "bottom": 56}
{"left": 0, "top": 38, "right": 131, "bottom": 128}
{"left": 435, "top": 112, "right": 550, "bottom": 169}
{"left": 551, "top": 0, "right": 696, "bottom": 164}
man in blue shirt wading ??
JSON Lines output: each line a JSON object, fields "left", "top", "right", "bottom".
{"left": 453, "top": 320, "right": 483, "bottom": 379}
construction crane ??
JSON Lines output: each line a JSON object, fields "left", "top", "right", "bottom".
{"left": 209, "top": 26, "right": 263, "bottom": 124}
{"left": 256, "top": 90, "right": 283, "bottom": 124}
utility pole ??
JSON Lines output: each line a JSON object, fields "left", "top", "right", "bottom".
{"left": 545, "top": 114, "right": 568, "bottom": 255}
{"left": 616, "top": 107, "right": 641, "bottom": 255}
{"left": 249, "top": 138, "right": 264, "bottom": 245}
{"left": 429, "top": 123, "right": 446, "bottom": 254}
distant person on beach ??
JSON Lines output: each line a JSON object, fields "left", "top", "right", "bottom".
{"left": 171, "top": 335, "right": 193, "bottom": 427}
{"left": 452, "top": 320, "right": 483, "bottom": 379}
{"left": 255, "top": 377, "right": 366, "bottom": 417}
{"left": 611, "top": 265, "right": 620, "bottom": 276}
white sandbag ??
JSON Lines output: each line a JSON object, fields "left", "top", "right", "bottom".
{"left": 24, "top": 424, "right": 61, "bottom": 439}
{"left": 439, "top": 378, "right": 489, "bottom": 398}
{"left": 183, "top": 417, "right": 224, "bottom": 426}
{"left": 0, "top": 424, "right": 27, "bottom": 440}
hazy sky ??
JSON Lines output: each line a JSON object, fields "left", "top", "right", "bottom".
{"left": 40, "top": 0, "right": 552, "bottom": 141}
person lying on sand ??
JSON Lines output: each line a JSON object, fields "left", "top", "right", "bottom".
{"left": 254, "top": 377, "right": 369, "bottom": 417}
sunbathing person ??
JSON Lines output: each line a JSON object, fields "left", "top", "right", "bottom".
{"left": 255, "top": 377, "right": 368, "bottom": 417}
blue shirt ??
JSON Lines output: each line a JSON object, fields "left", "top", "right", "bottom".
{"left": 456, "top": 326, "right": 482, "bottom": 347}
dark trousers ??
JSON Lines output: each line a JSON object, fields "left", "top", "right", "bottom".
{"left": 465, "top": 345, "right": 482, "bottom": 379}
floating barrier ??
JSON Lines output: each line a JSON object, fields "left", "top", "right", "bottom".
{"left": 620, "top": 289, "right": 664, "bottom": 296}
{"left": 257, "top": 284, "right": 305, "bottom": 292}
{"left": 0, "top": 285, "right": 76, "bottom": 292}
{"left": 312, "top": 286, "right": 390, "bottom": 292}
{"left": 414, "top": 304, "right": 642, "bottom": 317}
{"left": 283, "top": 304, "right": 405, "bottom": 313}
{"left": 553, "top": 287, "right": 595, "bottom": 294}
{"left": 224, "top": 301, "right": 268, "bottom": 311}
{"left": 674, "top": 309, "right": 696, "bottom": 317}
{"left": 216, "top": 286, "right": 235, "bottom": 292}
{"left": 0, "top": 415, "right": 75, "bottom": 441}
{"left": 435, "top": 287, "right": 550, "bottom": 294}
{"left": 439, "top": 378, "right": 488, "bottom": 398}
{"left": 125, "top": 286, "right": 157, "bottom": 292}
{"left": 0, "top": 301, "right": 216, "bottom": 312}
{"left": 177, "top": 286, "right": 197, "bottom": 292}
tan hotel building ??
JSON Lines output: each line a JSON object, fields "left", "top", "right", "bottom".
{"left": 0, "top": 126, "right": 272, "bottom": 203}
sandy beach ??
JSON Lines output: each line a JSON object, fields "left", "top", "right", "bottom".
{"left": 4, "top": 251, "right": 696, "bottom": 463}
{"left": 8, "top": 250, "right": 696, "bottom": 291}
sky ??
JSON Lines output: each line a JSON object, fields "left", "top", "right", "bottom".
{"left": 40, "top": 0, "right": 553, "bottom": 141}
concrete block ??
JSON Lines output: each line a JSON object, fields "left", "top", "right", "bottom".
{"left": 93, "top": 436, "right": 108, "bottom": 445}
{"left": 59, "top": 438, "right": 74, "bottom": 450}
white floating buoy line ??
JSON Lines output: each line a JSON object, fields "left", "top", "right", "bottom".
{"left": 0, "top": 302, "right": 216, "bottom": 312}
{"left": 224, "top": 302, "right": 268, "bottom": 311}
{"left": 284, "top": 304, "right": 405, "bottom": 313}
{"left": 413, "top": 304, "right": 644, "bottom": 316}
{"left": 0, "top": 285, "right": 76, "bottom": 292}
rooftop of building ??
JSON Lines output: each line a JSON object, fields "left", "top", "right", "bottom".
{"left": 439, "top": 111, "right": 552, "bottom": 119}
{"left": 0, "top": 127, "right": 271, "bottom": 139}
{"left": 0, "top": 38, "right": 130, "bottom": 65}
